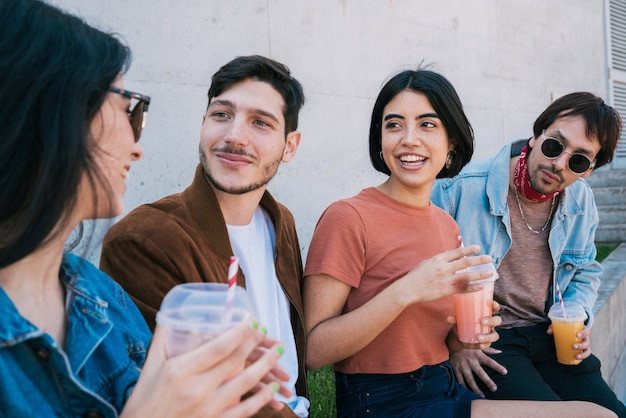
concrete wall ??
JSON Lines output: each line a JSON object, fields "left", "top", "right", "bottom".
{"left": 593, "top": 243, "right": 626, "bottom": 402}
{"left": 50, "top": 0, "right": 610, "bottom": 261}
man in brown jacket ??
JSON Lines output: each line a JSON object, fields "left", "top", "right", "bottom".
{"left": 100, "top": 55, "right": 309, "bottom": 417}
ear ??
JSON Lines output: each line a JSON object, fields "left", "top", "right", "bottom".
{"left": 282, "top": 131, "right": 301, "bottom": 163}
{"left": 528, "top": 135, "right": 538, "bottom": 148}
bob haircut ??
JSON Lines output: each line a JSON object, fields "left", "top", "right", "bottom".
{"left": 531, "top": 92, "right": 622, "bottom": 169}
{"left": 207, "top": 55, "right": 306, "bottom": 135}
{"left": 0, "top": 0, "right": 131, "bottom": 268}
{"left": 369, "top": 69, "right": 474, "bottom": 178}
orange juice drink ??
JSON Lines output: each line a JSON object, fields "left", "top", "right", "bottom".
{"left": 548, "top": 302, "right": 587, "bottom": 365}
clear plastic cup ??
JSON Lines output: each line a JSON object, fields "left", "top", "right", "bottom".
{"left": 453, "top": 263, "right": 499, "bottom": 346}
{"left": 548, "top": 302, "right": 587, "bottom": 365}
{"left": 156, "top": 283, "right": 253, "bottom": 358}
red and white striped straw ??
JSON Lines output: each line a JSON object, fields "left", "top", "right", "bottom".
{"left": 223, "top": 256, "right": 238, "bottom": 323}
{"left": 555, "top": 280, "right": 567, "bottom": 315}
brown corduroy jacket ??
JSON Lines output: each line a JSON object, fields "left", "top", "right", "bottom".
{"left": 100, "top": 164, "right": 307, "bottom": 416}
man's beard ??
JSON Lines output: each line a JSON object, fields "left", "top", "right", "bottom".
{"left": 528, "top": 163, "right": 565, "bottom": 195}
{"left": 199, "top": 148, "right": 281, "bottom": 195}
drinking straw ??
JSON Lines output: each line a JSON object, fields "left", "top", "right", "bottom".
{"left": 555, "top": 280, "right": 567, "bottom": 316}
{"left": 223, "top": 256, "right": 238, "bottom": 323}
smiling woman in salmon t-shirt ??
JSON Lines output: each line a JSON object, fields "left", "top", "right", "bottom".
{"left": 302, "top": 69, "right": 617, "bottom": 418}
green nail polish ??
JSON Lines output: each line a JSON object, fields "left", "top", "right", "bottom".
{"left": 271, "top": 382, "right": 280, "bottom": 393}
{"left": 275, "top": 345, "right": 284, "bottom": 356}
{"left": 261, "top": 326, "right": 268, "bottom": 335}
{"left": 250, "top": 319, "right": 259, "bottom": 330}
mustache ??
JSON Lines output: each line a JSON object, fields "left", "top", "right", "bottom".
{"left": 213, "top": 146, "right": 255, "bottom": 159}
{"left": 540, "top": 163, "right": 564, "bottom": 181}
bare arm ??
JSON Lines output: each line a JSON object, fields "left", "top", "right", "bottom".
{"left": 304, "top": 245, "right": 494, "bottom": 370}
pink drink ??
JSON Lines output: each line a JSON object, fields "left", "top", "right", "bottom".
{"left": 453, "top": 280, "right": 495, "bottom": 344}
{"left": 453, "top": 263, "right": 499, "bottom": 346}
{"left": 156, "top": 283, "right": 251, "bottom": 407}
{"left": 156, "top": 283, "right": 252, "bottom": 358}
{"left": 161, "top": 305, "right": 249, "bottom": 358}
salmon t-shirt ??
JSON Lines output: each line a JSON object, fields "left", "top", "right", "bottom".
{"left": 304, "top": 187, "right": 460, "bottom": 374}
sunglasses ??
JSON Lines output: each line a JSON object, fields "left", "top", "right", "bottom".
{"left": 108, "top": 87, "right": 151, "bottom": 142}
{"left": 539, "top": 130, "right": 595, "bottom": 174}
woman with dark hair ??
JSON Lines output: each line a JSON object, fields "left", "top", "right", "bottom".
{"left": 0, "top": 0, "right": 288, "bottom": 416}
{"left": 303, "top": 69, "right": 616, "bottom": 417}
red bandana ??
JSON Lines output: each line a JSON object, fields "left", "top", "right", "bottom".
{"left": 513, "top": 146, "right": 561, "bottom": 202}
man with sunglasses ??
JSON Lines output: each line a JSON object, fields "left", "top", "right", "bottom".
{"left": 431, "top": 92, "right": 626, "bottom": 416}
{"left": 100, "top": 55, "right": 309, "bottom": 417}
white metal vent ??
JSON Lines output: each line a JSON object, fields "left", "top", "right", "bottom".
{"left": 613, "top": 80, "right": 626, "bottom": 157}
{"left": 611, "top": 0, "right": 626, "bottom": 71}
{"left": 610, "top": 0, "right": 626, "bottom": 164}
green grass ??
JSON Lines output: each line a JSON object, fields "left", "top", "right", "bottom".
{"left": 596, "top": 242, "right": 619, "bottom": 262}
{"left": 307, "top": 366, "right": 336, "bottom": 418}
{"left": 305, "top": 242, "right": 619, "bottom": 417}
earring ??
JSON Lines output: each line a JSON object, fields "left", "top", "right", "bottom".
{"left": 445, "top": 152, "right": 454, "bottom": 169}
{"left": 379, "top": 151, "right": 384, "bottom": 162}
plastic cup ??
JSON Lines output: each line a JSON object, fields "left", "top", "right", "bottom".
{"left": 156, "top": 283, "right": 253, "bottom": 358}
{"left": 453, "top": 263, "right": 499, "bottom": 346}
{"left": 548, "top": 302, "right": 587, "bottom": 365}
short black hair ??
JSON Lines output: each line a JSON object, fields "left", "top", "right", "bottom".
{"left": 207, "top": 55, "right": 305, "bottom": 135}
{"left": 369, "top": 69, "right": 474, "bottom": 177}
{"left": 532, "top": 92, "right": 622, "bottom": 169}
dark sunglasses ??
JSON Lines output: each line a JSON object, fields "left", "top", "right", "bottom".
{"left": 539, "top": 130, "right": 595, "bottom": 174}
{"left": 108, "top": 87, "right": 151, "bottom": 142}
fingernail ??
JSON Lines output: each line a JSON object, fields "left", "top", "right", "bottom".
{"left": 491, "top": 385, "right": 497, "bottom": 391}
{"left": 261, "top": 326, "right": 268, "bottom": 335}
{"left": 275, "top": 345, "right": 284, "bottom": 356}
{"left": 271, "top": 382, "right": 280, "bottom": 393}
{"left": 250, "top": 319, "right": 259, "bottom": 330}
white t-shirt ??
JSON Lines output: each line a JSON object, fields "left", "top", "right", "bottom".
{"left": 227, "top": 207, "right": 309, "bottom": 416}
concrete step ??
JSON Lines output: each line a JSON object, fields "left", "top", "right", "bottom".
{"left": 592, "top": 186, "right": 626, "bottom": 205}
{"left": 596, "top": 223, "right": 626, "bottom": 243}
{"left": 597, "top": 205, "right": 626, "bottom": 225}
{"left": 585, "top": 169, "right": 626, "bottom": 187}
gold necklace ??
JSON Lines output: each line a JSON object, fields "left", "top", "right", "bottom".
{"left": 513, "top": 188, "right": 556, "bottom": 234}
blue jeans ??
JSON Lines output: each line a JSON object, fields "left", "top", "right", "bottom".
{"left": 335, "top": 361, "right": 481, "bottom": 418}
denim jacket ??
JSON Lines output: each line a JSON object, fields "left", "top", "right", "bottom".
{"left": 431, "top": 142, "right": 602, "bottom": 326}
{"left": 0, "top": 253, "right": 152, "bottom": 417}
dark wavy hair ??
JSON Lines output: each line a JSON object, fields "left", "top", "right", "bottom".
{"left": 531, "top": 92, "right": 622, "bottom": 169}
{"left": 207, "top": 55, "right": 306, "bottom": 135}
{"left": 0, "top": 0, "right": 131, "bottom": 267}
{"left": 369, "top": 69, "right": 474, "bottom": 178}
